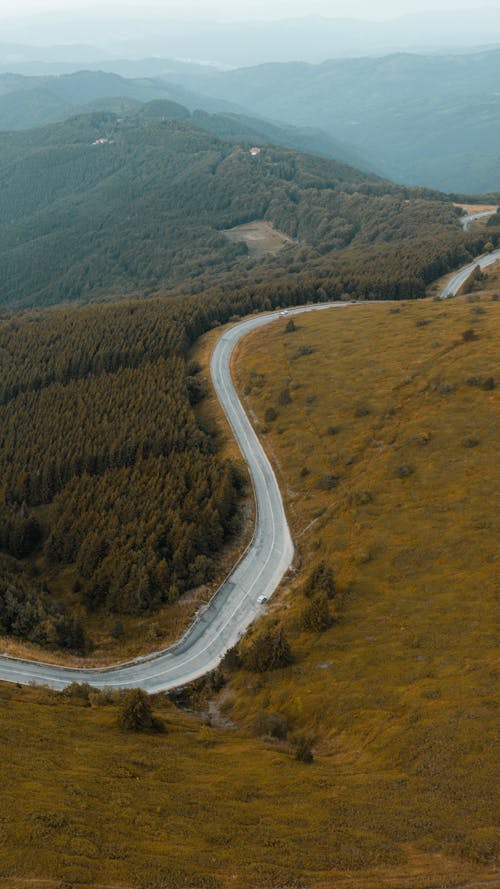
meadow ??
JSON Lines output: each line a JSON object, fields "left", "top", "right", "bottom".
{"left": 0, "top": 288, "right": 498, "bottom": 888}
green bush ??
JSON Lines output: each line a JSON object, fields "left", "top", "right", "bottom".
{"left": 118, "top": 689, "right": 164, "bottom": 732}
{"left": 243, "top": 624, "right": 293, "bottom": 673}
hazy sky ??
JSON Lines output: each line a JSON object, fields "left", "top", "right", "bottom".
{"left": 3, "top": 0, "right": 500, "bottom": 22}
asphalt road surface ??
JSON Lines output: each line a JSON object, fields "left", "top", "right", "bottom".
{"left": 441, "top": 248, "right": 500, "bottom": 297}
{"left": 0, "top": 303, "right": 347, "bottom": 692}
{"left": 460, "top": 209, "right": 497, "bottom": 231}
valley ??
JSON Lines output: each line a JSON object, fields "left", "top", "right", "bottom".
{"left": 0, "top": 29, "right": 499, "bottom": 887}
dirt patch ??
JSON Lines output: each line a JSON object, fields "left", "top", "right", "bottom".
{"left": 223, "top": 220, "right": 294, "bottom": 257}
{"left": 453, "top": 202, "right": 497, "bottom": 215}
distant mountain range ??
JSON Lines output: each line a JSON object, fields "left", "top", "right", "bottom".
{"left": 2, "top": 11, "right": 500, "bottom": 65}
{"left": 2, "top": 47, "right": 500, "bottom": 192}
{"left": 166, "top": 49, "right": 500, "bottom": 193}
{"left": 0, "top": 70, "right": 371, "bottom": 173}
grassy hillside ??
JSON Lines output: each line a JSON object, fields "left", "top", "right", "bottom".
{"left": 170, "top": 49, "right": 500, "bottom": 193}
{"left": 226, "top": 292, "right": 499, "bottom": 872}
{"left": 0, "top": 292, "right": 498, "bottom": 888}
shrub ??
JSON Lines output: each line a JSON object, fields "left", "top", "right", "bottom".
{"left": 305, "top": 560, "right": 336, "bottom": 599}
{"left": 350, "top": 490, "right": 373, "bottom": 506}
{"left": 462, "top": 329, "right": 476, "bottom": 341}
{"left": 243, "top": 624, "right": 293, "bottom": 672}
{"left": 395, "top": 464, "right": 414, "bottom": 478}
{"left": 186, "top": 375, "right": 208, "bottom": 405}
{"left": 294, "top": 735, "right": 314, "bottom": 763}
{"left": 284, "top": 318, "right": 297, "bottom": 333}
{"left": 253, "top": 710, "right": 289, "bottom": 740}
{"left": 438, "top": 382, "right": 455, "bottom": 395}
{"left": 291, "top": 344, "right": 313, "bottom": 360}
{"left": 111, "top": 619, "right": 123, "bottom": 639}
{"left": 264, "top": 407, "right": 278, "bottom": 423}
{"left": 62, "top": 682, "right": 92, "bottom": 703}
{"left": 301, "top": 595, "right": 333, "bottom": 632}
{"left": 118, "top": 689, "right": 163, "bottom": 732}
{"left": 278, "top": 387, "right": 292, "bottom": 406}
{"left": 186, "top": 359, "right": 202, "bottom": 376}
{"left": 221, "top": 645, "right": 241, "bottom": 671}
{"left": 319, "top": 474, "right": 339, "bottom": 490}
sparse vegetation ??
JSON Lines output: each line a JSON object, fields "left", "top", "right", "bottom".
{"left": 231, "top": 294, "right": 499, "bottom": 885}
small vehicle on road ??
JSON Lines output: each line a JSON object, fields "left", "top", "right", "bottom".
{"left": 257, "top": 595, "right": 268, "bottom": 604}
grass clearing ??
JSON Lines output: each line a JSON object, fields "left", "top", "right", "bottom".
{"left": 223, "top": 220, "right": 294, "bottom": 257}
{"left": 453, "top": 202, "right": 497, "bottom": 215}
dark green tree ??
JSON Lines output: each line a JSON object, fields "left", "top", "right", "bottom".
{"left": 301, "top": 594, "right": 333, "bottom": 632}
{"left": 118, "top": 689, "right": 154, "bottom": 731}
{"left": 304, "top": 560, "right": 336, "bottom": 599}
{"left": 244, "top": 624, "right": 292, "bottom": 672}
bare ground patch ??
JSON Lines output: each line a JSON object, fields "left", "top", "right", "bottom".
{"left": 223, "top": 220, "right": 294, "bottom": 257}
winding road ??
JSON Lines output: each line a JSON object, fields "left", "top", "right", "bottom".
{"left": 0, "top": 236, "right": 498, "bottom": 691}
{"left": 441, "top": 247, "right": 500, "bottom": 297}
{"left": 0, "top": 304, "right": 344, "bottom": 692}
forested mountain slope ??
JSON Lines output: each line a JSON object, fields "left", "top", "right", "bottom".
{"left": 0, "top": 69, "right": 368, "bottom": 170}
{"left": 1, "top": 111, "right": 499, "bottom": 656}
{"left": 168, "top": 49, "right": 500, "bottom": 193}
{"left": 0, "top": 70, "right": 177, "bottom": 129}
{"left": 0, "top": 110, "right": 465, "bottom": 310}
{"left": 0, "top": 296, "right": 248, "bottom": 654}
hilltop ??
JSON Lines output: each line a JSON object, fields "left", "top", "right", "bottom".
{"left": 0, "top": 68, "right": 368, "bottom": 171}
{"left": 169, "top": 48, "right": 500, "bottom": 193}
{"left": 0, "top": 109, "right": 466, "bottom": 311}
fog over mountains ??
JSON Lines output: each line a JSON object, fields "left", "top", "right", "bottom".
{"left": 2, "top": 10, "right": 500, "bottom": 66}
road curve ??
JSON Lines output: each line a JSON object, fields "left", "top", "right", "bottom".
{"left": 0, "top": 303, "right": 349, "bottom": 692}
{"left": 460, "top": 209, "right": 497, "bottom": 231}
{"left": 441, "top": 248, "right": 500, "bottom": 298}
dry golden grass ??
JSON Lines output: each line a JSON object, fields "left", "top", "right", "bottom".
{"left": 0, "top": 681, "right": 498, "bottom": 889}
{"left": 228, "top": 291, "right": 499, "bottom": 880}
{"left": 0, "top": 293, "right": 498, "bottom": 888}
{"left": 453, "top": 202, "right": 497, "bottom": 214}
